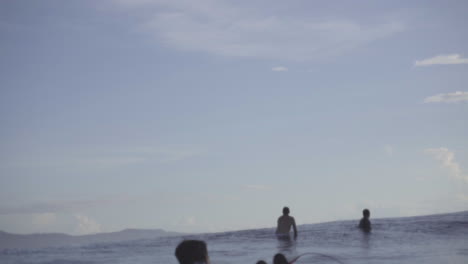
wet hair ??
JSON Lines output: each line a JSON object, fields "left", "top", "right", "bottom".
{"left": 273, "top": 253, "right": 288, "bottom": 264}
{"left": 175, "top": 240, "right": 208, "bottom": 264}
{"left": 256, "top": 261, "right": 267, "bottom": 264}
{"left": 282, "top": 207, "right": 290, "bottom": 215}
{"left": 363, "top": 209, "right": 370, "bottom": 217}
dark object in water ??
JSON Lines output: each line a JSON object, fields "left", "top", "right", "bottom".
{"left": 359, "top": 209, "right": 372, "bottom": 232}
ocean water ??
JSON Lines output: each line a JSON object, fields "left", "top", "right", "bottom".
{"left": 1, "top": 211, "right": 467, "bottom": 264}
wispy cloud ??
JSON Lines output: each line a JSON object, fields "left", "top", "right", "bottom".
{"left": 185, "top": 216, "right": 196, "bottom": 226}
{"left": 75, "top": 147, "right": 203, "bottom": 166}
{"left": 1, "top": 146, "right": 204, "bottom": 170}
{"left": 425, "top": 147, "right": 467, "bottom": 182}
{"left": 80, "top": 157, "right": 146, "bottom": 167}
{"left": 272, "top": 66, "right": 288, "bottom": 72}
{"left": 113, "top": 0, "right": 404, "bottom": 61}
{"left": 244, "top": 185, "right": 271, "bottom": 190}
{"left": 170, "top": 216, "right": 198, "bottom": 231}
{"left": 423, "top": 91, "right": 468, "bottom": 103}
{"left": 0, "top": 196, "right": 135, "bottom": 215}
{"left": 74, "top": 214, "right": 102, "bottom": 235}
{"left": 31, "top": 213, "right": 57, "bottom": 227}
{"left": 415, "top": 54, "right": 468, "bottom": 67}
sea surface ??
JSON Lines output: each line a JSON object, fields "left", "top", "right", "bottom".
{"left": 1, "top": 211, "right": 467, "bottom": 264}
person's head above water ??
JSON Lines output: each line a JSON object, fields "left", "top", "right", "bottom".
{"left": 273, "top": 253, "right": 288, "bottom": 264}
{"left": 362, "top": 209, "right": 370, "bottom": 218}
{"left": 256, "top": 261, "right": 267, "bottom": 264}
{"left": 282, "top": 207, "right": 290, "bottom": 216}
{"left": 175, "top": 240, "right": 209, "bottom": 264}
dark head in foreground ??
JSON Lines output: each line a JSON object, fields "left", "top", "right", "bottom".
{"left": 175, "top": 240, "right": 209, "bottom": 264}
{"left": 359, "top": 208, "right": 371, "bottom": 232}
{"left": 283, "top": 207, "right": 290, "bottom": 215}
{"left": 273, "top": 253, "right": 289, "bottom": 264}
{"left": 256, "top": 261, "right": 267, "bottom": 264}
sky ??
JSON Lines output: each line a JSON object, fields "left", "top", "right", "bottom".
{"left": 0, "top": 0, "right": 467, "bottom": 235}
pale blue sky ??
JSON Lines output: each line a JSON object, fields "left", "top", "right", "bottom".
{"left": 0, "top": 0, "right": 467, "bottom": 235}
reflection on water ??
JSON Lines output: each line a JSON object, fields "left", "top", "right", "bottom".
{"left": 276, "top": 235, "right": 297, "bottom": 257}
{"left": 360, "top": 231, "right": 370, "bottom": 250}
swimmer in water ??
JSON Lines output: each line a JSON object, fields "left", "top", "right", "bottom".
{"left": 358, "top": 209, "right": 371, "bottom": 232}
{"left": 275, "top": 206, "right": 298, "bottom": 239}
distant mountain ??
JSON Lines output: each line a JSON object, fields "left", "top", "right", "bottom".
{"left": 0, "top": 228, "right": 183, "bottom": 250}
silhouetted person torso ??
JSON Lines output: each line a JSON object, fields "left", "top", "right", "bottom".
{"left": 359, "top": 209, "right": 371, "bottom": 232}
{"left": 276, "top": 215, "right": 296, "bottom": 233}
{"left": 359, "top": 217, "right": 371, "bottom": 232}
{"left": 276, "top": 207, "right": 297, "bottom": 238}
